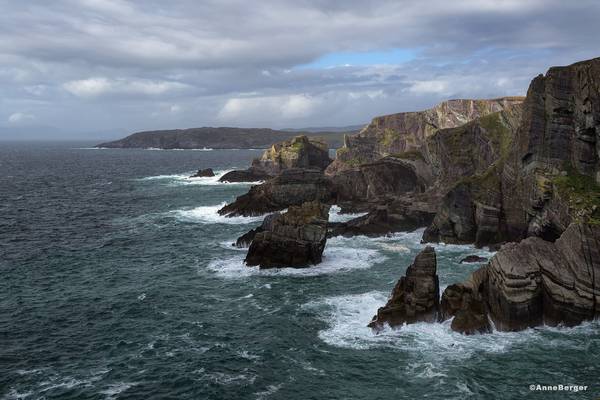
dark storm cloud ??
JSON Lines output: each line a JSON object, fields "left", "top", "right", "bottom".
{"left": 0, "top": 0, "right": 599, "bottom": 138}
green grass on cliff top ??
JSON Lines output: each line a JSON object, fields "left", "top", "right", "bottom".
{"left": 553, "top": 166, "right": 600, "bottom": 224}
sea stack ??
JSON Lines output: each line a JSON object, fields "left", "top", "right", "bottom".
{"left": 368, "top": 246, "right": 440, "bottom": 330}
{"left": 245, "top": 201, "right": 330, "bottom": 268}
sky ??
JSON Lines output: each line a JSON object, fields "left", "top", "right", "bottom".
{"left": 1, "top": 0, "right": 600, "bottom": 140}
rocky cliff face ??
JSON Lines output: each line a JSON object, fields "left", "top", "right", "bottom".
{"left": 368, "top": 246, "right": 440, "bottom": 330}
{"left": 424, "top": 57, "right": 600, "bottom": 247}
{"left": 441, "top": 222, "right": 600, "bottom": 332}
{"left": 327, "top": 97, "right": 524, "bottom": 174}
{"left": 245, "top": 201, "right": 330, "bottom": 268}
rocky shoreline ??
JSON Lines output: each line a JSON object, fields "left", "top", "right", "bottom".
{"left": 216, "top": 57, "right": 600, "bottom": 334}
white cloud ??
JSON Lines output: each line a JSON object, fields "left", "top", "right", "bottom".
{"left": 63, "top": 77, "right": 189, "bottom": 98}
{"left": 219, "top": 94, "right": 320, "bottom": 121}
{"left": 408, "top": 80, "right": 449, "bottom": 94}
{"left": 8, "top": 112, "right": 36, "bottom": 124}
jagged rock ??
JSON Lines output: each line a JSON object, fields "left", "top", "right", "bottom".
{"left": 328, "top": 201, "right": 435, "bottom": 238}
{"left": 442, "top": 223, "right": 600, "bottom": 332}
{"left": 487, "top": 223, "right": 600, "bottom": 330}
{"left": 233, "top": 213, "right": 279, "bottom": 247}
{"left": 332, "top": 157, "right": 429, "bottom": 204}
{"left": 254, "top": 135, "right": 331, "bottom": 174}
{"left": 218, "top": 169, "right": 335, "bottom": 217}
{"left": 440, "top": 267, "right": 491, "bottom": 334}
{"left": 459, "top": 255, "right": 488, "bottom": 264}
{"left": 190, "top": 168, "right": 215, "bottom": 178}
{"left": 327, "top": 97, "right": 524, "bottom": 174}
{"left": 219, "top": 169, "right": 271, "bottom": 183}
{"left": 219, "top": 135, "right": 331, "bottom": 183}
{"left": 245, "top": 201, "right": 330, "bottom": 268}
{"left": 368, "top": 246, "right": 440, "bottom": 330}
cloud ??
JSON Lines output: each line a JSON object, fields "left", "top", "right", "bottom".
{"left": 219, "top": 94, "right": 320, "bottom": 122}
{"left": 0, "top": 0, "right": 599, "bottom": 137}
{"left": 63, "top": 77, "right": 190, "bottom": 98}
{"left": 8, "top": 112, "right": 36, "bottom": 124}
{"left": 409, "top": 80, "right": 449, "bottom": 94}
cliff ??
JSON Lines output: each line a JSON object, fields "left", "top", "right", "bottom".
{"left": 424, "top": 57, "right": 600, "bottom": 247}
{"left": 327, "top": 96, "right": 524, "bottom": 174}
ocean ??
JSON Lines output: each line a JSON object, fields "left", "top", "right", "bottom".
{"left": 1, "top": 142, "right": 598, "bottom": 399}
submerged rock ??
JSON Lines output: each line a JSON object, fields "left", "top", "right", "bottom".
{"left": 459, "top": 255, "right": 488, "bottom": 264}
{"left": 190, "top": 168, "right": 215, "bottom": 178}
{"left": 368, "top": 246, "right": 440, "bottom": 330}
{"left": 245, "top": 201, "right": 330, "bottom": 268}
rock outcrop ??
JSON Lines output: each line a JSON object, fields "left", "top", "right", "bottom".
{"left": 332, "top": 157, "right": 430, "bottom": 204}
{"left": 439, "top": 267, "right": 491, "bottom": 335}
{"left": 254, "top": 135, "right": 331, "bottom": 174}
{"left": 219, "top": 135, "right": 331, "bottom": 183}
{"left": 233, "top": 213, "right": 279, "bottom": 248}
{"left": 245, "top": 201, "right": 330, "bottom": 268}
{"left": 190, "top": 168, "right": 215, "bottom": 178}
{"left": 440, "top": 222, "right": 600, "bottom": 332}
{"left": 218, "top": 169, "right": 335, "bottom": 217}
{"left": 219, "top": 169, "right": 271, "bottom": 183}
{"left": 328, "top": 201, "right": 435, "bottom": 238}
{"left": 368, "top": 246, "right": 440, "bottom": 330}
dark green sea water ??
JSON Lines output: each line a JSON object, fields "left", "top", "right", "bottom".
{"left": 1, "top": 142, "right": 599, "bottom": 399}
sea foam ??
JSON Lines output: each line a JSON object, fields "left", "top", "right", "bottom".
{"left": 171, "top": 202, "right": 264, "bottom": 225}
{"left": 139, "top": 170, "right": 262, "bottom": 186}
{"left": 207, "top": 243, "right": 386, "bottom": 278}
{"left": 328, "top": 205, "right": 367, "bottom": 223}
{"left": 306, "top": 291, "right": 600, "bottom": 357}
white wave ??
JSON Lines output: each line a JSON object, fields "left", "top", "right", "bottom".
{"left": 305, "top": 292, "right": 556, "bottom": 356}
{"left": 172, "top": 202, "right": 264, "bottom": 225}
{"left": 138, "top": 169, "right": 258, "bottom": 186}
{"left": 100, "top": 382, "right": 138, "bottom": 399}
{"left": 328, "top": 205, "right": 367, "bottom": 223}
{"left": 306, "top": 291, "right": 600, "bottom": 359}
{"left": 207, "top": 243, "right": 386, "bottom": 278}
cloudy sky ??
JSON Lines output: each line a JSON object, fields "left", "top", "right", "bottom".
{"left": 1, "top": 0, "right": 599, "bottom": 139}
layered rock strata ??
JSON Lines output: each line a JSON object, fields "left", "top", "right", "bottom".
{"left": 219, "top": 135, "right": 331, "bottom": 182}
{"left": 368, "top": 246, "right": 440, "bottom": 330}
{"left": 245, "top": 201, "right": 330, "bottom": 268}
